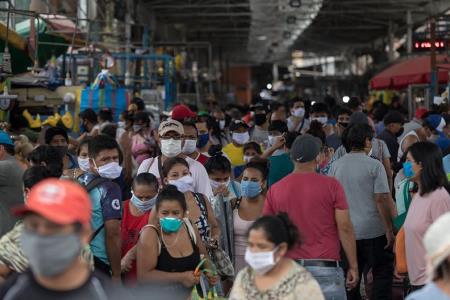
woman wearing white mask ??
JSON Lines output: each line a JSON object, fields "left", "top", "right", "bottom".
{"left": 131, "top": 112, "right": 156, "bottom": 165}
{"left": 63, "top": 137, "right": 91, "bottom": 179}
{"left": 160, "top": 157, "right": 220, "bottom": 249}
{"left": 121, "top": 173, "right": 159, "bottom": 284}
{"left": 229, "top": 213, "right": 324, "bottom": 300}
{"left": 287, "top": 98, "right": 310, "bottom": 134}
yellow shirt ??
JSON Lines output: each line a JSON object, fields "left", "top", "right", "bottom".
{"left": 223, "top": 143, "right": 244, "bottom": 167}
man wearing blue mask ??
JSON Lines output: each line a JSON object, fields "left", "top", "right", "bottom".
{"left": 1, "top": 179, "right": 124, "bottom": 299}
{"left": 78, "top": 135, "right": 123, "bottom": 281}
{"left": 182, "top": 121, "right": 209, "bottom": 165}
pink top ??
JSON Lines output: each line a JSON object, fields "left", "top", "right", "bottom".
{"left": 404, "top": 187, "right": 450, "bottom": 285}
{"left": 131, "top": 130, "right": 154, "bottom": 165}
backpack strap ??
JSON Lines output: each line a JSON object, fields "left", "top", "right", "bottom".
{"left": 85, "top": 177, "right": 110, "bottom": 193}
{"left": 233, "top": 197, "right": 242, "bottom": 210}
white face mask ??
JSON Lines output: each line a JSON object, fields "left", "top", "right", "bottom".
{"left": 77, "top": 157, "right": 90, "bottom": 172}
{"left": 210, "top": 178, "right": 230, "bottom": 190}
{"left": 243, "top": 155, "right": 254, "bottom": 163}
{"left": 118, "top": 121, "right": 125, "bottom": 129}
{"left": 160, "top": 139, "right": 182, "bottom": 158}
{"left": 182, "top": 139, "right": 197, "bottom": 155}
{"left": 232, "top": 132, "right": 250, "bottom": 145}
{"left": 292, "top": 107, "right": 305, "bottom": 118}
{"left": 169, "top": 175, "right": 194, "bottom": 193}
{"left": 96, "top": 161, "right": 122, "bottom": 179}
{"left": 311, "top": 116, "right": 328, "bottom": 126}
{"left": 219, "top": 120, "right": 226, "bottom": 130}
{"left": 244, "top": 247, "right": 279, "bottom": 275}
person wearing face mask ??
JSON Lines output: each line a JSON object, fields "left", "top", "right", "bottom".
{"left": 233, "top": 160, "right": 268, "bottom": 273}
{"left": 223, "top": 120, "right": 251, "bottom": 178}
{"left": 402, "top": 142, "right": 450, "bottom": 291}
{"left": 422, "top": 114, "right": 450, "bottom": 152}
{"left": 137, "top": 119, "right": 213, "bottom": 198}
{"left": 377, "top": 111, "right": 405, "bottom": 165}
{"left": 327, "top": 107, "right": 352, "bottom": 151}
{"left": 63, "top": 137, "right": 91, "bottom": 179}
{"left": 240, "top": 142, "right": 260, "bottom": 165}
{"left": 265, "top": 134, "right": 358, "bottom": 299}
{"left": 229, "top": 213, "right": 324, "bottom": 300}
{"left": 287, "top": 98, "right": 310, "bottom": 134}
{"left": 329, "top": 124, "right": 395, "bottom": 300}
{"left": 0, "top": 166, "right": 53, "bottom": 283}
{"left": 195, "top": 120, "right": 211, "bottom": 155}
{"left": 160, "top": 157, "right": 220, "bottom": 249}
{"left": 78, "top": 108, "right": 100, "bottom": 140}
{"left": 77, "top": 135, "right": 123, "bottom": 281}
{"left": 45, "top": 126, "right": 78, "bottom": 171}
{"left": 270, "top": 101, "right": 287, "bottom": 122}
{"left": 136, "top": 185, "right": 217, "bottom": 298}
{"left": 205, "top": 146, "right": 241, "bottom": 279}
{"left": 310, "top": 102, "right": 334, "bottom": 137}
{"left": 250, "top": 103, "right": 270, "bottom": 145}
{"left": 0, "top": 179, "right": 124, "bottom": 299}
{"left": 131, "top": 112, "right": 156, "bottom": 165}
{"left": 120, "top": 173, "right": 159, "bottom": 284}
{"left": 182, "top": 121, "right": 209, "bottom": 165}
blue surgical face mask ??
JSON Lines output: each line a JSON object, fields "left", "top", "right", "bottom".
{"left": 197, "top": 133, "right": 209, "bottom": 148}
{"left": 160, "top": 217, "right": 183, "bottom": 233}
{"left": 241, "top": 180, "right": 262, "bottom": 198}
{"left": 130, "top": 194, "right": 156, "bottom": 212}
{"left": 403, "top": 161, "right": 415, "bottom": 178}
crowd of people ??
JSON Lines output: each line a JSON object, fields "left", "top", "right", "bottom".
{"left": 0, "top": 95, "right": 450, "bottom": 299}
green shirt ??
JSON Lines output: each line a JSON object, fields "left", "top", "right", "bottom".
{"left": 268, "top": 153, "right": 294, "bottom": 187}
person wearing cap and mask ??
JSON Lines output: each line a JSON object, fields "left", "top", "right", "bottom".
{"left": 0, "top": 130, "right": 24, "bottom": 237}
{"left": 377, "top": 111, "right": 405, "bottom": 165}
{"left": 45, "top": 126, "right": 78, "bottom": 171}
{"left": 398, "top": 107, "right": 427, "bottom": 141}
{"left": 264, "top": 134, "right": 358, "bottom": 300}
{"left": 250, "top": 103, "right": 270, "bottom": 145}
{"left": 287, "top": 98, "right": 310, "bottom": 134}
{"left": 329, "top": 124, "right": 395, "bottom": 300}
{"left": 0, "top": 179, "right": 124, "bottom": 299}
{"left": 223, "top": 120, "right": 252, "bottom": 178}
{"left": 182, "top": 121, "right": 209, "bottom": 165}
{"left": 137, "top": 119, "right": 213, "bottom": 198}
{"left": 78, "top": 135, "right": 123, "bottom": 280}
{"left": 423, "top": 114, "right": 450, "bottom": 151}
{"left": 407, "top": 212, "right": 450, "bottom": 299}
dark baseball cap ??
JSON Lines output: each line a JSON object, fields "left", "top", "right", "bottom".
{"left": 383, "top": 111, "right": 404, "bottom": 125}
{"left": 290, "top": 134, "right": 322, "bottom": 163}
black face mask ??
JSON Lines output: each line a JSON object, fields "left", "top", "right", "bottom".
{"left": 54, "top": 146, "right": 68, "bottom": 158}
{"left": 395, "top": 127, "right": 405, "bottom": 137}
{"left": 254, "top": 114, "right": 267, "bottom": 126}
{"left": 339, "top": 122, "right": 349, "bottom": 128}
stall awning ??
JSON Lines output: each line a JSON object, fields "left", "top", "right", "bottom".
{"left": 370, "top": 54, "right": 450, "bottom": 90}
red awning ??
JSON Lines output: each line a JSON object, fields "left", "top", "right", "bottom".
{"left": 370, "top": 54, "right": 450, "bottom": 90}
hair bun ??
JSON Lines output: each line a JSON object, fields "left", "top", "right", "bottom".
{"left": 208, "top": 144, "right": 223, "bottom": 157}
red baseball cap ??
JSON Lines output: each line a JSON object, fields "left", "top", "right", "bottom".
{"left": 171, "top": 104, "right": 197, "bottom": 121}
{"left": 13, "top": 179, "right": 92, "bottom": 226}
{"left": 415, "top": 108, "right": 428, "bottom": 120}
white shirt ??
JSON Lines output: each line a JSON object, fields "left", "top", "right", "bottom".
{"left": 137, "top": 156, "right": 213, "bottom": 198}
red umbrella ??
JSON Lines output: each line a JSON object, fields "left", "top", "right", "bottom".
{"left": 370, "top": 54, "right": 450, "bottom": 90}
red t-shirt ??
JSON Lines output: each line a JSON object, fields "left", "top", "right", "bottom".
{"left": 263, "top": 172, "right": 348, "bottom": 261}
{"left": 196, "top": 153, "right": 209, "bottom": 165}
{"left": 121, "top": 200, "right": 151, "bottom": 283}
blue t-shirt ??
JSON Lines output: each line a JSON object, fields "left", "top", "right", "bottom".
{"left": 78, "top": 173, "right": 123, "bottom": 265}
{"left": 406, "top": 282, "right": 450, "bottom": 300}
{"left": 436, "top": 132, "right": 450, "bottom": 152}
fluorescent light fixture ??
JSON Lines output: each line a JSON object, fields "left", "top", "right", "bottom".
{"left": 257, "top": 35, "right": 267, "bottom": 41}
{"left": 266, "top": 83, "right": 273, "bottom": 90}
{"left": 343, "top": 96, "right": 350, "bottom": 103}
